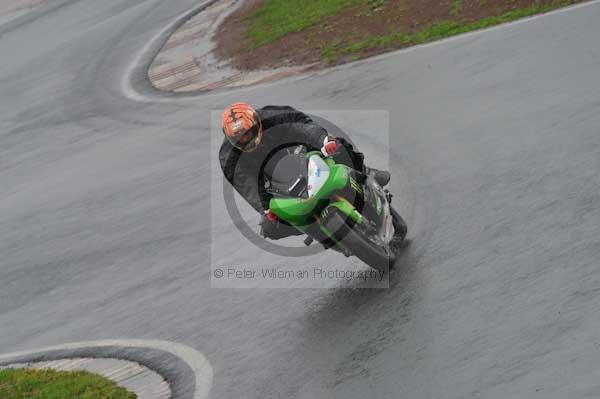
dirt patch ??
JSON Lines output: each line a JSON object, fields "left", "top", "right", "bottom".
{"left": 214, "top": 0, "right": 584, "bottom": 70}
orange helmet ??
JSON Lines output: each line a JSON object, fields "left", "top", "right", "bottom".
{"left": 221, "top": 102, "right": 263, "bottom": 152}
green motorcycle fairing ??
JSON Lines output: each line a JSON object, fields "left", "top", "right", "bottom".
{"left": 268, "top": 150, "right": 396, "bottom": 258}
{"left": 269, "top": 152, "right": 364, "bottom": 232}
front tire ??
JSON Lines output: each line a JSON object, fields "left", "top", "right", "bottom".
{"left": 323, "top": 209, "right": 395, "bottom": 271}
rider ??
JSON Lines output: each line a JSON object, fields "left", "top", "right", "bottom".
{"left": 219, "top": 103, "right": 390, "bottom": 240}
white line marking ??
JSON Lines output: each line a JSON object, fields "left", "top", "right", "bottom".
{"left": 0, "top": 339, "right": 213, "bottom": 399}
{"left": 121, "top": 0, "right": 218, "bottom": 103}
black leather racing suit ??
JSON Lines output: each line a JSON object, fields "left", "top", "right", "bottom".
{"left": 219, "top": 106, "right": 365, "bottom": 239}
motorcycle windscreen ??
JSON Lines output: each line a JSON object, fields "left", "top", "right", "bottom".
{"left": 265, "top": 145, "right": 309, "bottom": 198}
{"left": 307, "top": 155, "right": 330, "bottom": 198}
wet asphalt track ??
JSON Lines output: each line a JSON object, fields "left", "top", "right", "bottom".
{"left": 2, "top": 0, "right": 600, "bottom": 397}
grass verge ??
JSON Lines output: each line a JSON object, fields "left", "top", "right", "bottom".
{"left": 245, "top": 0, "right": 379, "bottom": 48}
{"left": 0, "top": 368, "right": 137, "bottom": 399}
{"left": 322, "top": 0, "right": 575, "bottom": 64}
{"left": 216, "top": 0, "right": 585, "bottom": 70}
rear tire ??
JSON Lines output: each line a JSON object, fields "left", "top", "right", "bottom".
{"left": 323, "top": 209, "right": 395, "bottom": 271}
{"left": 390, "top": 206, "right": 407, "bottom": 241}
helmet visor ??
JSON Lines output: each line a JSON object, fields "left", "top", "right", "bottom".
{"left": 226, "top": 123, "right": 262, "bottom": 152}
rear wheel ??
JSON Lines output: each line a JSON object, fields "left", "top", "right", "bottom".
{"left": 322, "top": 208, "right": 395, "bottom": 271}
{"left": 390, "top": 206, "right": 407, "bottom": 241}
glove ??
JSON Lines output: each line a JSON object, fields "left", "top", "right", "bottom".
{"left": 321, "top": 137, "right": 337, "bottom": 157}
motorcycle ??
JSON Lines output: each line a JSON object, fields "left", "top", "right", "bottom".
{"left": 266, "top": 145, "right": 407, "bottom": 271}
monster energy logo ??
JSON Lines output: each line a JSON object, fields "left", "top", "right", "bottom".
{"left": 349, "top": 177, "right": 363, "bottom": 194}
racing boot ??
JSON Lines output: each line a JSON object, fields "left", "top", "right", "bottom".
{"left": 365, "top": 166, "right": 390, "bottom": 187}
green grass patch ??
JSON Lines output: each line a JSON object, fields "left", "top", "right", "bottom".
{"left": 0, "top": 368, "right": 137, "bottom": 399}
{"left": 245, "top": 0, "right": 371, "bottom": 48}
{"left": 323, "top": 0, "right": 575, "bottom": 63}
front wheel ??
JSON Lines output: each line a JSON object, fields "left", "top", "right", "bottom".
{"left": 322, "top": 209, "right": 395, "bottom": 271}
